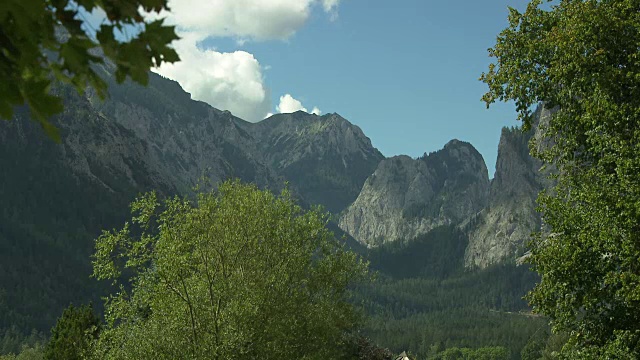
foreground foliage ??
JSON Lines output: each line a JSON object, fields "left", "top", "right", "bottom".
{"left": 0, "top": 0, "right": 179, "bottom": 140}
{"left": 482, "top": 0, "right": 640, "bottom": 357}
{"left": 90, "top": 180, "right": 369, "bottom": 359}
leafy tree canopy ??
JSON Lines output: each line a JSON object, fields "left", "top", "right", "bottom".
{"left": 0, "top": 0, "right": 179, "bottom": 141}
{"left": 89, "top": 180, "right": 369, "bottom": 360}
{"left": 482, "top": 0, "right": 640, "bottom": 358}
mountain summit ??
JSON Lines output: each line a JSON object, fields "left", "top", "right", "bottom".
{"left": 338, "top": 140, "right": 489, "bottom": 247}
{"left": 241, "top": 111, "right": 384, "bottom": 212}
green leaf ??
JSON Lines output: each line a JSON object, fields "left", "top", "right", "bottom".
{"left": 0, "top": 0, "right": 179, "bottom": 141}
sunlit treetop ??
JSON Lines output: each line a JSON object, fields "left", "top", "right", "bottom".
{"left": 0, "top": 0, "right": 180, "bottom": 141}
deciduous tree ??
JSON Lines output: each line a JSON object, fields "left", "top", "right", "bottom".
{"left": 90, "top": 180, "right": 369, "bottom": 359}
{"left": 482, "top": 0, "right": 640, "bottom": 357}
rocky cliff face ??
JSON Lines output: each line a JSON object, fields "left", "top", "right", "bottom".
{"left": 92, "top": 74, "right": 281, "bottom": 193}
{"left": 0, "top": 73, "right": 281, "bottom": 200}
{"left": 337, "top": 107, "right": 554, "bottom": 268}
{"left": 4, "top": 73, "right": 384, "bottom": 213}
{"left": 241, "top": 111, "right": 384, "bottom": 213}
{"left": 463, "top": 107, "right": 554, "bottom": 268}
{"left": 338, "top": 140, "right": 489, "bottom": 247}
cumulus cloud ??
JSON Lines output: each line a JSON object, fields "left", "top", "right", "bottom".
{"left": 152, "top": 0, "right": 338, "bottom": 42}
{"left": 276, "top": 94, "right": 321, "bottom": 115}
{"left": 276, "top": 94, "right": 306, "bottom": 113}
{"left": 147, "top": 0, "right": 339, "bottom": 121}
{"left": 167, "top": 0, "right": 311, "bottom": 41}
{"left": 154, "top": 34, "right": 270, "bottom": 122}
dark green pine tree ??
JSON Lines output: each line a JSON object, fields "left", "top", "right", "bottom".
{"left": 44, "top": 304, "right": 100, "bottom": 360}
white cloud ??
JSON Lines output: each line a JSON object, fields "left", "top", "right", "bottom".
{"left": 154, "top": 35, "right": 270, "bottom": 122}
{"left": 190, "top": 0, "right": 307, "bottom": 40}
{"left": 276, "top": 94, "right": 306, "bottom": 113}
{"left": 276, "top": 94, "right": 321, "bottom": 115}
{"left": 146, "top": 0, "right": 339, "bottom": 121}
{"left": 321, "top": 0, "right": 341, "bottom": 20}
{"left": 153, "top": 0, "right": 335, "bottom": 41}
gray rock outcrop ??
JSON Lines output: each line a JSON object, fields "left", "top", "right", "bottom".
{"left": 338, "top": 140, "right": 489, "bottom": 247}
{"left": 463, "top": 107, "right": 554, "bottom": 268}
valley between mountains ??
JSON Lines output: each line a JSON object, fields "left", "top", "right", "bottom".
{"left": 0, "top": 71, "right": 551, "bottom": 358}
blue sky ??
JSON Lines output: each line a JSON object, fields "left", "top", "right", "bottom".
{"left": 149, "top": 0, "right": 533, "bottom": 176}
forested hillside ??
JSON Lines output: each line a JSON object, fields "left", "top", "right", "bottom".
{"left": 359, "top": 226, "right": 547, "bottom": 359}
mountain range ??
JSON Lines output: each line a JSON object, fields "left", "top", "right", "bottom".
{"left": 0, "top": 70, "right": 548, "bottom": 335}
